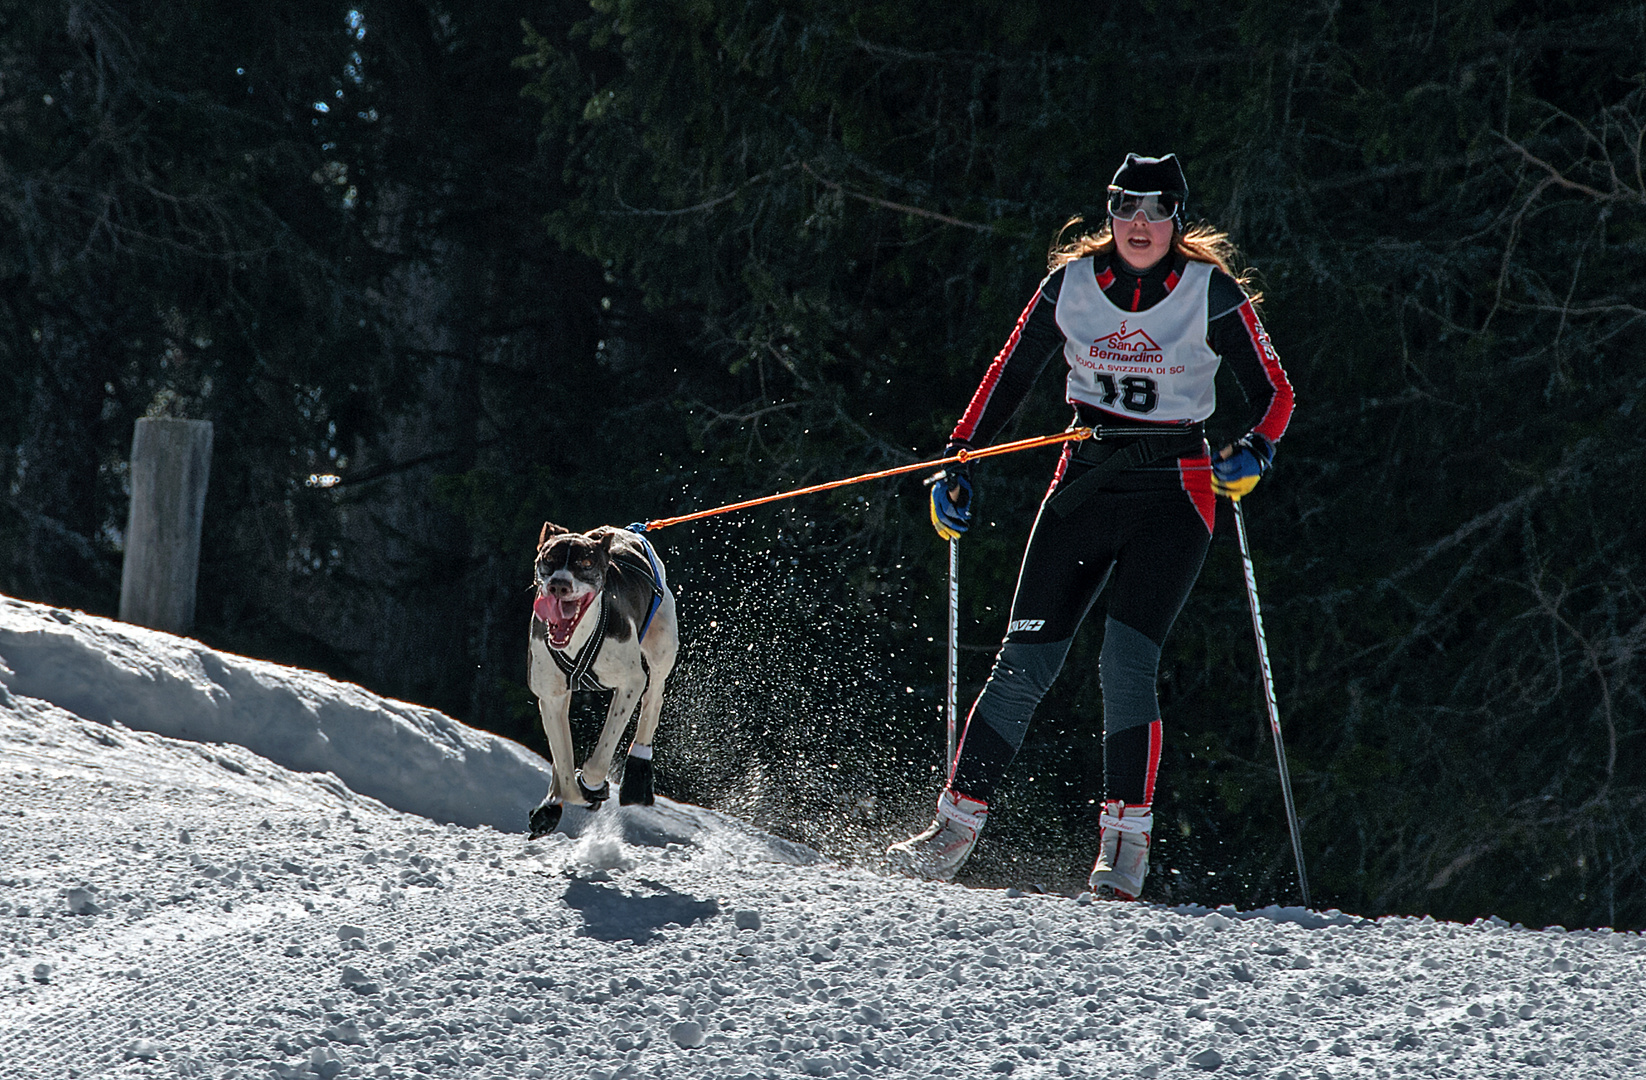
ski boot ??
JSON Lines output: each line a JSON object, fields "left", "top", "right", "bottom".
{"left": 886, "top": 789, "right": 988, "bottom": 882}
{"left": 1089, "top": 799, "right": 1152, "bottom": 900}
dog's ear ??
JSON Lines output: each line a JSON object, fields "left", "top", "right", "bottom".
{"left": 539, "top": 522, "right": 568, "bottom": 546}
{"left": 596, "top": 530, "right": 616, "bottom": 556}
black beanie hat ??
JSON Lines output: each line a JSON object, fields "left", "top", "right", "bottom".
{"left": 1109, "top": 153, "right": 1188, "bottom": 199}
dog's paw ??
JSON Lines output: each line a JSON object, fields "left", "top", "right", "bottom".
{"left": 528, "top": 803, "right": 563, "bottom": 839}
{"left": 618, "top": 755, "right": 655, "bottom": 807}
{"left": 576, "top": 773, "right": 610, "bottom": 807}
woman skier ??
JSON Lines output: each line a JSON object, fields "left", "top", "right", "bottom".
{"left": 887, "top": 153, "right": 1294, "bottom": 899}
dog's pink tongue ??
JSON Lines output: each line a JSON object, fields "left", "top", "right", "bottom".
{"left": 532, "top": 594, "right": 560, "bottom": 625}
{"left": 534, "top": 593, "right": 591, "bottom": 647}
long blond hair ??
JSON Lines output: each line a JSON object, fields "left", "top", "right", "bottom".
{"left": 1048, "top": 217, "right": 1263, "bottom": 306}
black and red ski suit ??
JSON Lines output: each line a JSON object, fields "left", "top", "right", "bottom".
{"left": 945, "top": 249, "right": 1293, "bottom": 809}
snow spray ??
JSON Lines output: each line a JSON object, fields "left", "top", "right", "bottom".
{"left": 643, "top": 516, "right": 937, "bottom": 863}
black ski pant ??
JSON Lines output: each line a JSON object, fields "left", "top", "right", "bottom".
{"left": 948, "top": 463, "right": 1212, "bottom": 808}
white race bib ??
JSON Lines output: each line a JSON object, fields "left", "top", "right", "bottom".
{"left": 1055, "top": 258, "right": 1220, "bottom": 422}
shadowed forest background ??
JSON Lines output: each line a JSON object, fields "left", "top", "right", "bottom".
{"left": 3, "top": 0, "right": 1643, "bottom": 929}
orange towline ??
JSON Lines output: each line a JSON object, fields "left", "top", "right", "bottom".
{"left": 639, "top": 427, "right": 1096, "bottom": 532}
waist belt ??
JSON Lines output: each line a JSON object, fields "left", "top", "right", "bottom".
{"left": 1046, "top": 423, "right": 1205, "bottom": 519}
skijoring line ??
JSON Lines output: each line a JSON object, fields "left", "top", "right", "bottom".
{"left": 630, "top": 422, "right": 1195, "bottom": 533}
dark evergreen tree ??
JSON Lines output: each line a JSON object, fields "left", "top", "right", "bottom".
{"left": 2, "top": 0, "right": 359, "bottom": 617}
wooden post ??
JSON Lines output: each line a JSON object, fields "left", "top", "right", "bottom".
{"left": 120, "top": 418, "right": 214, "bottom": 635}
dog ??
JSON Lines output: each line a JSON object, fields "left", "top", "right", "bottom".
{"left": 525, "top": 522, "right": 678, "bottom": 839}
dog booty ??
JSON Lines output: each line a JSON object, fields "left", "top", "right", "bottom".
{"left": 576, "top": 771, "right": 610, "bottom": 806}
{"left": 528, "top": 802, "right": 562, "bottom": 840}
{"left": 1089, "top": 800, "right": 1152, "bottom": 900}
{"left": 886, "top": 789, "right": 987, "bottom": 882}
{"left": 619, "top": 753, "right": 655, "bottom": 806}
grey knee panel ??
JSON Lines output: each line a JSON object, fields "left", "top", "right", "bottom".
{"left": 1100, "top": 616, "right": 1162, "bottom": 735}
{"left": 969, "top": 639, "right": 1072, "bottom": 752}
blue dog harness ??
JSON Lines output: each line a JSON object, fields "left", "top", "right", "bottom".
{"left": 623, "top": 525, "right": 666, "bottom": 642}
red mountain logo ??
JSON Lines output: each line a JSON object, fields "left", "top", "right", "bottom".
{"left": 1100, "top": 321, "right": 1161, "bottom": 353}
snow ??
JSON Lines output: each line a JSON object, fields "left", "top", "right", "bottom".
{"left": 0, "top": 598, "right": 549, "bottom": 830}
{"left": 1, "top": 596, "right": 1642, "bottom": 1079}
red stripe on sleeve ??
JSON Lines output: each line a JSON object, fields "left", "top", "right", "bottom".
{"left": 1237, "top": 301, "right": 1294, "bottom": 444}
{"left": 951, "top": 289, "right": 1044, "bottom": 444}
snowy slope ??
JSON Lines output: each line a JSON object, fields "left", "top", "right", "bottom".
{"left": 0, "top": 597, "right": 1641, "bottom": 1079}
{"left": 0, "top": 597, "right": 552, "bottom": 830}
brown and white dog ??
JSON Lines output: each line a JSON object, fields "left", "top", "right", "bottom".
{"left": 526, "top": 522, "right": 678, "bottom": 839}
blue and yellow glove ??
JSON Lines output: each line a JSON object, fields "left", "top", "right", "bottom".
{"left": 927, "top": 454, "right": 973, "bottom": 541}
{"left": 1210, "top": 433, "right": 1275, "bottom": 500}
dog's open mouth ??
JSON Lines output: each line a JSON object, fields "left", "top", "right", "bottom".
{"left": 533, "top": 592, "right": 597, "bottom": 649}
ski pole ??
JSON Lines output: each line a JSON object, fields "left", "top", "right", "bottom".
{"left": 946, "top": 535, "right": 959, "bottom": 771}
{"left": 1231, "top": 497, "right": 1311, "bottom": 907}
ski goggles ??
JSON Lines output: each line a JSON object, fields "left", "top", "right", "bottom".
{"left": 1106, "top": 187, "right": 1182, "bottom": 223}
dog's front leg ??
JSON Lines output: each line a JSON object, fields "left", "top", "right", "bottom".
{"left": 527, "top": 639, "right": 588, "bottom": 838}
{"left": 620, "top": 593, "right": 677, "bottom": 807}
{"left": 633, "top": 595, "right": 678, "bottom": 749}
{"left": 526, "top": 690, "right": 587, "bottom": 838}
{"left": 581, "top": 672, "right": 645, "bottom": 796}
{"left": 535, "top": 691, "right": 581, "bottom": 800}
